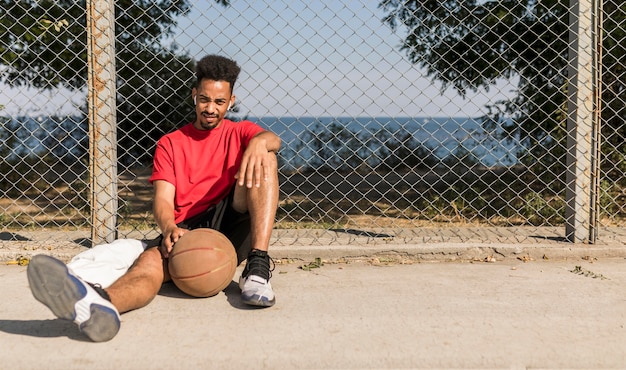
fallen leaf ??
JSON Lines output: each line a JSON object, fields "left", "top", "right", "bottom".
{"left": 6, "top": 256, "right": 30, "bottom": 266}
{"left": 300, "top": 257, "right": 324, "bottom": 271}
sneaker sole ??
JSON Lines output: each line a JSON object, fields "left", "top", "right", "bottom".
{"left": 239, "top": 276, "right": 276, "bottom": 307}
{"left": 79, "top": 304, "right": 121, "bottom": 342}
{"left": 241, "top": 293, "right": 276, "bottom": 307}
{"left": 27, "top": 255, "right": 120, "bottom": 342}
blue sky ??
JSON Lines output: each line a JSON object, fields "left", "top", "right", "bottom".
{"left": 169, "top": 0, "right": 517, "bottom": 118}
{"left": 1, "top": 0, "right": 516, "bottom": 118}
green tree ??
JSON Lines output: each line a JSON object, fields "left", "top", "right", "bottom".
{"left": 379, "top": 0, "right": 625, "bottom": 190}
{"left": 374, "top": 127, "right": 437, "bottom": 172}
{"left": 304, "top": 121, "right": 370, "bottom": 173}
{"left": 0, "top": 0, "right": 229, "bottom": 165}
{"left": 116, "top": 45, "right": 196, "bottom": 165}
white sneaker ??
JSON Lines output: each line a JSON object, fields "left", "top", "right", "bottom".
{"left": 239, "top": 274, "right": 276, "bottom": 307}
{"left": 239, "top": 250, "right": 275, "bottom": 307}
{"left": 27, "top": 254, "right": 121, "bottom": 342}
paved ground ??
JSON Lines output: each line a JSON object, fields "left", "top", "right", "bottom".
{"left": 1, "top": 227, "right": 625, "bottom": 368}
{"left": 1, "top": 256, "right": 625, "bottom": 369}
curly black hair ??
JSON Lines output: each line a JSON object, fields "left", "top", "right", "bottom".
{"left": 195, "top": 55, "right": 241, "bottom": 90}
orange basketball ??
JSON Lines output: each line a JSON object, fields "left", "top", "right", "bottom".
{"left": 167, "top": 228, "right": 237, "bottom": 297}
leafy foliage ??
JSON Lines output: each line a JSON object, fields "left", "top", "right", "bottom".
{"left": 379, "top": 0, "right": 625, "bottom": 191}
{"left": 0, "top": 0, "right": 229, "bottom": 166}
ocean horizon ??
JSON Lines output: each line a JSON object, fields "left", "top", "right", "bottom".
{"left": 5, "top": 115, "right": 520, "bottom": 167}
{"left": 251, "top": 116, "right": 519, "bottom": 167}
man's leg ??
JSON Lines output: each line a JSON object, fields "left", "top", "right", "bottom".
{"left": 27, "top": 246, "right": 166, "bottom": 342}
{"left": 105, "top": 247, "right": 166, "bottom": 314}
{"left": 233, "top": 152, "right": 279, "bottom": 307}
{"left": 231, "top": 152, "right": 279, "bottom": 251}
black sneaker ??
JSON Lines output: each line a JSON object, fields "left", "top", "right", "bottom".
{"left": 238, "top": 249, "right": 275, "bottom": 307}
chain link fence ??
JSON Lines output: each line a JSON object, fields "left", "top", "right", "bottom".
{"left": 1, "top": 0, "right": 624, "bottom": 247}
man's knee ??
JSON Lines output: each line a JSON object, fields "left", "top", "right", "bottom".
{"left": 232, "top": 153, "right": 279, "bottom": 213}
{"left": 265, "top": 151, "right": 278, "bottom": 170}
{"left": 131, "top": 248, "right": 165, "bottom": 276}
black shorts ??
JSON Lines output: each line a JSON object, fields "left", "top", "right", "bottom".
{"left": 148, "top": 189, "right": 252, "bottom": 265}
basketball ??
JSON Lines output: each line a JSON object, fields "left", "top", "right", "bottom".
{"left": 167, "top": 228, "right": 237, "bottom": 297}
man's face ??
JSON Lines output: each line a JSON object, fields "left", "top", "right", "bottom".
{"left": 192, "top": 79, "right": 235, "bottom": 131}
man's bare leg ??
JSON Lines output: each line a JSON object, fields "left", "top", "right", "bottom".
{"left": 105, "top": 247, "right": 167, "bottom": 314}
{"left": 235, "top": 152, "right": 279, "bottom": 307}
{"left": 232, "top": 152, "right": 279, "bottom": 252}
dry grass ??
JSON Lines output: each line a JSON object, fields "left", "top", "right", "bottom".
{"left": 1, "top": 166, "right": 624, "bottom": 233}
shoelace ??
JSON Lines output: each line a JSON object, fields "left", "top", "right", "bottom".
{"left": 245, "top": 250, "right": 275, "bottom": 281}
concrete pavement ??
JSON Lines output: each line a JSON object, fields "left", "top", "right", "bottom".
{"left": 1, "top": 257, "right": 625, "bottom": 369}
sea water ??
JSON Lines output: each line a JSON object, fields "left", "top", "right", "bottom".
{"left": 3, "top": 115, "right": 520, "bottom": 167}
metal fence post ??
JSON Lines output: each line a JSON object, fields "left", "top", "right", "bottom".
{"left": 87, "top": 0, "right": 118, "bottom": 245}
{"left": 566, "top": 0, "right": 601, "bottom": 243}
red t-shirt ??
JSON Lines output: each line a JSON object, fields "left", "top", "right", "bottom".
{"left": 149, "top": 119, "right": 264, "bottom": 224}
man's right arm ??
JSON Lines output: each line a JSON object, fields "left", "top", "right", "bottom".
{"left": 152, "top": 180, "right": 186, "bottom": 258}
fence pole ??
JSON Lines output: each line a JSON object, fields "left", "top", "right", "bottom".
{"left": 566, "top": 0, "right": 600, "bottom": 243}
{"left": 87, "top": 0, "right": 118, "bottom": 245}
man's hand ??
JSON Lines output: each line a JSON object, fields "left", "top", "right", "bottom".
{"left": 160, "top": 225, "right": 188, "bottom": 258}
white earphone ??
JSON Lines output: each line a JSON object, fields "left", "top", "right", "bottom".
{"left": 227, "top": 102, "right": 232, "bottom": 111}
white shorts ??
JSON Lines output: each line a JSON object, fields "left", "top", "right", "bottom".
{"left": 67, "top": 239, "right": 147, "bottom": 288}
